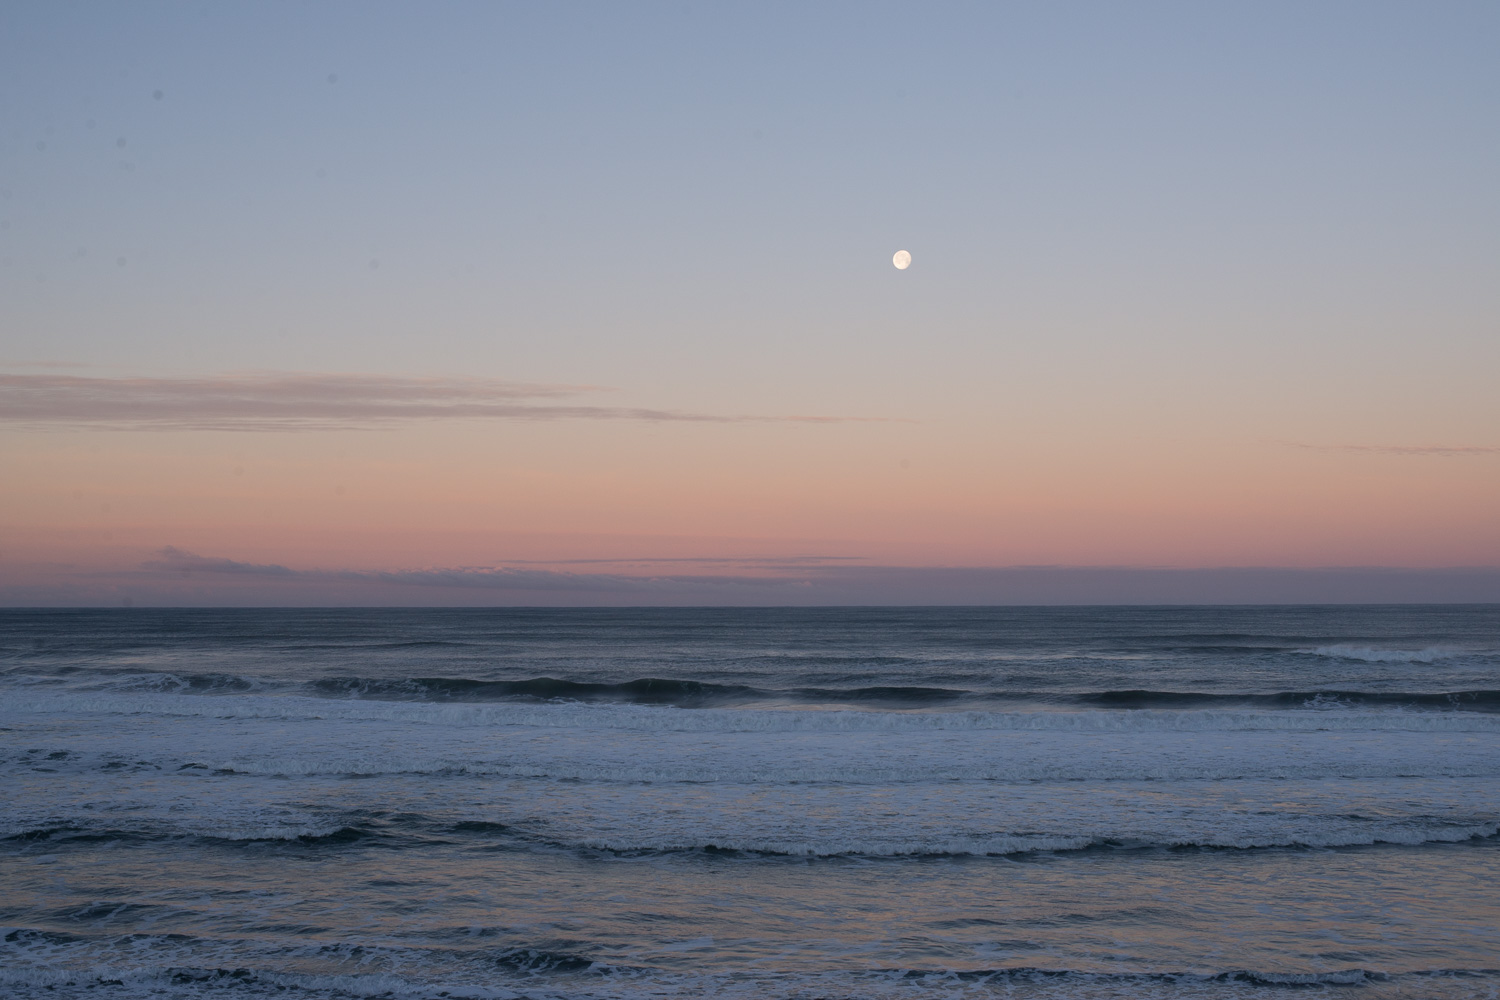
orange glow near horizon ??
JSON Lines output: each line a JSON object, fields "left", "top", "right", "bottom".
{"left": 5, "top": 407, "right": 1498, "bottom": 598}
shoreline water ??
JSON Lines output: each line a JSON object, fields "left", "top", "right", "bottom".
{"left": 4, "top": 606, "right": 1498, "bottom": 998}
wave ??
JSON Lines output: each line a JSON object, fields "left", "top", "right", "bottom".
{"left": 290, "top": 675, "right": 1500, "bottom": 713}
{"left": 119, "top": 672, "right": 262, "bottom": 694}
{"left": 494, "top": 947, "right": 595, "bottom": 973}
{"left": 1305, "top": 644, "right": 1475, "bottom": 663}
{"left": 201, "top": 761, "right": 1500, "bottom": 784}
{"left": 0, "top": 671, "right": 273, "bottom": 696}
{"left": 556, "top": 823, "right": 1500, "bottom": 859}
{"left": 1078, "top": 689, "right": 1500, "bottom": 712}
{"left": 0, "top": 964, "right": 436, "bottom": 1000}
{"left": 10, "top": 690, "right": 1500, "bottom": 733}
{"left": 306, "top": 678, "right": 1500, "bottom": 712}
{"left": 9, "top": 813, "right": 1497, "bottom": 858}
{"left": 138, "top": 754, "right": 1500, "bottom": 784}
{"left": 23, "top": 667, "right": 1500, "bottom": 714}
{"left": 306, "top": 675, "right": 763, "bottom": 705}
{"left": 2, "top": 822, "right": 366, "bottom": 844}
{"left": 1, "top": 950, "right": 1497, "bottom": 1000}
{"left": 307, "top": 675, "right": 990, "bottom": 707}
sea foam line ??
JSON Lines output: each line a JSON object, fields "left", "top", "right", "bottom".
{"left": 1304, "top": 645, "right": 1482, "bottom": 664}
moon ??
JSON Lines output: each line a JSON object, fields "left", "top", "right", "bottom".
{"left": 892, "top": 249, "right": 911, "bottom": 270}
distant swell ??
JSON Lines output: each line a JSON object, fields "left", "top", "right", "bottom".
{"left": 305, "top": 676, "right": 982, "bottom": 706}
{"left": 11, "top": 816, "right": 1498, "bottom": 858}
{"left": 1078, "top": 689, "right": 1500, "bottom": 712}
{"left": 306, "top": 675, "right": 762, "bottom": 705}
{"left": 13, "top": 691, "right": 1500, "bottom": 732}
{"left": 1306, "top": 645, "right": 1471, "bottom": 663}
{"left": 303, "top": 675, "right": 1500, "bottom": 713}
{"left": 15, "top": 664, "right": 1500, "bottom": 713}
{"left": 561, "top": 825, "right": 1500, "bottom": 859}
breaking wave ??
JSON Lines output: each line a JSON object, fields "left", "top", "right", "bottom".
{"left": 1306, "top": 644, "right": 1475, "bottom": 664}
{"left": 13, "top": 670, "right": 1500, "bottom": 714}
{"left": 10, "top": 689, "right": 1500, "bottom": 733}
{"left": 8, "top": 812, "right": 1497, "bottom": 858}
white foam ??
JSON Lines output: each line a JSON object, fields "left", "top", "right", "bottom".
{"left": 1306, "top": 645, "right": 1473, "bottom": 664}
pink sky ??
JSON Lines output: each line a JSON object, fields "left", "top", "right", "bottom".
{"left": 3, "top": 372, "right": 1497, "bottom": 604}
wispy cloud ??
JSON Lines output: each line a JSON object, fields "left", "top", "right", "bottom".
{"left": 124, "top": 548, "right": 1500, "bottom": 606}
{"left": 0, "top": 372, "right": 871, "bottom": 431}
{"left": 142, "top": 547, "right": 805, "bottom": 592}
{"left": 145, "top": 548, "right": 301, "bottom": 577}
{"left": 500, "top": 555, "right": 868, "bottom": 567}
{"left": 1287, "top": 442, "right": 1500, "bottom": 457}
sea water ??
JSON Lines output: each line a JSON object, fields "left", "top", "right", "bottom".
{"left": 2, "top": 606, "right": 1498, "bottom": 999}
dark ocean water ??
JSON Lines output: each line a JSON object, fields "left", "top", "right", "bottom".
{"left": 2, "top": 606, "right": 1499, "bottom": 999}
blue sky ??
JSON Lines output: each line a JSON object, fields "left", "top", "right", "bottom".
{"left": 6, "top": 1, "right": 1495, "bottom": 385}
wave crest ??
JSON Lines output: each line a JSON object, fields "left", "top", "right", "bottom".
{"left": 1307, "top": 645, "right": 1471, "bottom": 664}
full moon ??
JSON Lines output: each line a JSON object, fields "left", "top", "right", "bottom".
{"left": 892, "top": 249, "right": 911, "bottom": 270}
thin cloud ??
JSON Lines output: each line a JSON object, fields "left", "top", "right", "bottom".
{"left": 145, "top": 547, "right": 299, "bottom": 577}
{"left": 1287, "top": 442, "right": 1500, "bottom": 457}
{"left": 500, "top": 555, "right": 868, "bottom": 567}
{"left": 130, "top": 549, "right": 1500, "bottom": 605}
{"left": 142, "top": 547, "right": 803, "bottom": 592}
{"left": 0, "top": 372, "right": 872, "bottom": 431}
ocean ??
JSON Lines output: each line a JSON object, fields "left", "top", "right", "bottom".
{"left": 2, "top": 606, "right": 1498, "bottom": 999}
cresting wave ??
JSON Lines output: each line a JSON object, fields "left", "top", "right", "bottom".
{"left": 1307, "top": 644, "right": 1482, "bottom": 664}
{"left": 1078, "top": 688, "right": 1500, "bottom": 711}
{"left": 8, "top": 741, "right": 1499, "bottom": 784}
{"left": 311, "top": 675, "right": 1500, "bottom": 712}
{"left": 9, "top": 689, "right": 1500, "bottom": 732}
{"left": 10, "top": 671, "right": 1500, "bottom": 712}
{"left": 565, "top": 824, "right": 1500, "bottom": 858}
{"left": 310, "top": 674, "right": 764, "bottom": 705}
{"left": 9, "top": 815, "right": 1499, "bottom": 856}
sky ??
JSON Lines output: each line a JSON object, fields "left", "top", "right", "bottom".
{"left": 2, "top": 1, "right": 1498, "bottom": 605}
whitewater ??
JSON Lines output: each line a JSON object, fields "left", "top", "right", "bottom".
{"left": 3, "top": 606, "right": 1499, "bottom": 999}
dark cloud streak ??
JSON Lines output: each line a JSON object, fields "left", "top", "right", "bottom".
{"left": 0, "top": 372, "right": 869, "bottom": 430}
{"left": 133, "top": 548, "right": 1500, "bottom": 605}
{"left": 143, "top": 547, "right": 794, "bottom": 593}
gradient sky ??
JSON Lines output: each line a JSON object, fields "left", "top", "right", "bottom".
{"left": 2, "top": 1, "right": 1498, "bottom": 604}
